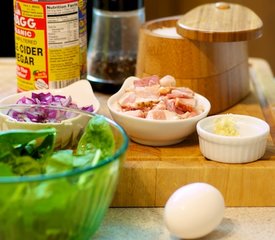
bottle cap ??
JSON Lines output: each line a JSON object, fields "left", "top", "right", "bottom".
{"left": 93, "top": 0, "right": 144, "bottom": 11}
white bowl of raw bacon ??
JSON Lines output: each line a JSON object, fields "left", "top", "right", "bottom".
{"left": 107, "top": 75, "right": 211, "bottom": 146}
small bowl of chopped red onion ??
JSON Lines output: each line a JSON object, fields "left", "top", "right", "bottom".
{"left": 0, "top": 80, "right": 100, "bottom": 148}
{"left": 0, "top": 104, "right": 93, "bottom": 149}
{"left": 107, "top": 75, "right": 211, "bottom": 146}
{"left": 0, "top": 80, "right": 99, "bottom": 113}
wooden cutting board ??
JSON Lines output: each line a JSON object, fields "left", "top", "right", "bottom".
{"left": 0, "top": 58, "right": 274, "bottom": 207}
{"left": 97, "top": 58, "right": 275, "bottom": 207}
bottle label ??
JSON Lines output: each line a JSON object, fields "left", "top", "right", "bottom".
{"left": 14, "top": 0, "right": 87, "bottom": 91}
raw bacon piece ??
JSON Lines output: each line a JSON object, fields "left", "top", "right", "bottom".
{"left": 118, "top": 91, "right": 136, "bottom": 109}
{"left": 165, "top": 99, "right": 176, "bottom": 112}
{"left": 146, "top": 109, "right": 166, "bottom": 120}
{"left": 167, "top": 88, "right": 194, "bottom": 99}
{"left": 163, "top": 110, "right": 179, "bottom": 120}
{"left": 135, "top": 85, "right": 160, "bottom": 99}
{"left": 133, "top": 85, "right": 160, "bottom": 108}
{"left": 135, "top": 99, "right": 159, "bottom": 109}
{"left": 133, "top": 75, "right": 160, "bottom": 87}
{"left": 175, "top": 98, "right": 197, "bottom": 112}
{"left": 146, "top": 109, "right": 179, "bottom": 120}
{"left": 159, "top": 86, "right": 173, "bottom": 95}
{"left": 178, "top": 111, "right": 192, "bottom": 119}
{"left": 152, "top": 101, "right": 167, "bottom": 111}
{"left": 159, "top": 75, "right": 176, "bottom": 87}
{"left": 119, "top": 92, "right": 159, "bottom": 110}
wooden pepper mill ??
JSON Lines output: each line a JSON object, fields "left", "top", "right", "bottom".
{"left": 136, "top": 2, "right": 263, "bottom": 114}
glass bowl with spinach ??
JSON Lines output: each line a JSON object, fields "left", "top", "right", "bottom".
{"left": 0, "top": 104, "right": 129, "bottom": 240}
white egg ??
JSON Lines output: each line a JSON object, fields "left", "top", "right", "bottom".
{"left": 164, "top": 182, "right": 225, "bottom": 239}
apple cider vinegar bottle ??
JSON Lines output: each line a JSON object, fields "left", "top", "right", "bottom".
{"left": 14, "top": 0, "right": 87, "bottom": 91}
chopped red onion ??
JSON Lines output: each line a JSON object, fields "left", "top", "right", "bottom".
{"left": 8, "top": 92, "right": 94, "bottom": 123}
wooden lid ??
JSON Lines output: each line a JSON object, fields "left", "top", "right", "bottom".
{"left": 176, "top": 2, "right": 263, "bottom": 42}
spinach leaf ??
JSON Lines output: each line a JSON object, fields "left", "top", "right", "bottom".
{"left": 0, "top": 115, "right": 115, "bottom": 176}
{"left": 0, "top": 162, "right": 14, "bottom": 177}
{"left": 11, "top": 156, "right": 43, "bottom": 176}
{"left": 77, "top": 115, "right": 115, "bottom": 160}
{"left": 0, "top": 128, "right": 56, "bottom": 148}
{"left": 0, "top": 128, "right": 56, "bottom": 175}
{"left": 45, "top": 149, "right": 101, "bottom": 174}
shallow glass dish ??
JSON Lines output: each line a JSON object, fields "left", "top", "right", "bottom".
{"left": 0, "top": 104, "right": 128, "bottom": 240}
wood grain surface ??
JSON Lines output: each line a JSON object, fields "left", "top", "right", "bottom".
{"left": 1, "top": 58, "right": 275, "bottom": 207}
{"left": 176, "top": 2, "right": 263, "bottom": 42}
{"left": 137, "top": 17, "right": 249, "bottom": 78}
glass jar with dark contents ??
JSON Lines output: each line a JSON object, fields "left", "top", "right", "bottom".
{"left": 87, "top": 0, "right": 145, "bottom": 93}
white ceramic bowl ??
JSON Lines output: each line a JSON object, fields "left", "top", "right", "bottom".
{"left": 0, "top": 80, "right": 100, "bottom": 148}
{"left": 196, "top": 114, "right": 270, "bottom": 163}
{"left": 107, "top": 77, "right": 211, "bottom": 146}
{"left": 0, "top": 80, "right": 100, "bottom": 113}
{"left": 0, "top": 104, "right": 92, "bottom": 149}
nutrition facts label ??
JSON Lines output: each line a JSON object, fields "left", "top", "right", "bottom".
{"left": 46, "top": 3, "right": 79, "bottom": 48}
{"left": 45, "top": 2, "right": 80, "bottom": 87}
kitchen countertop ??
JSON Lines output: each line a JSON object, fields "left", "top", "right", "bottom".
{"left": 1, "top": 57, "right": 275, "bottom": 239}
{"left": 94, "top": 207, "right": 275, "bottom": 240}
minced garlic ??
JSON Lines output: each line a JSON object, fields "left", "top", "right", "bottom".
{"left": 214, "top": 114, "right": 239, "bottom": 136}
